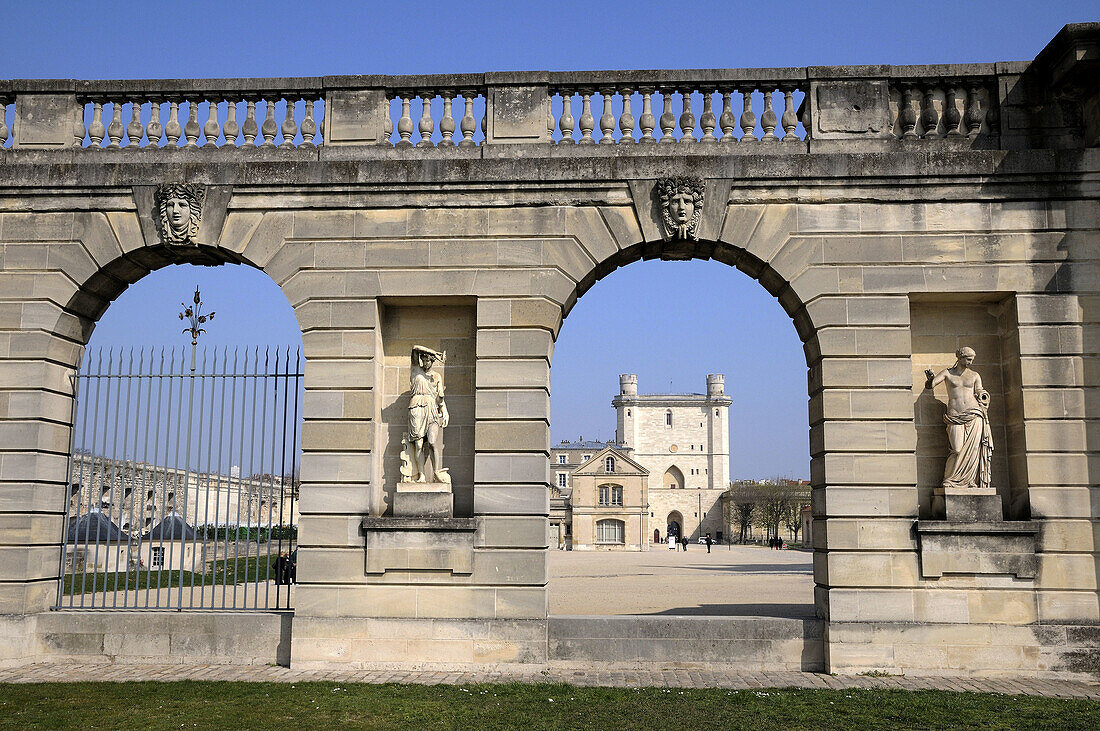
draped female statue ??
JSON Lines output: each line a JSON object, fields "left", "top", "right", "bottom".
{"left": 924, "top": 346, "right": 993, "bottom": 491}
{"left": 400, "top": 345, "right": 450, "bottom": 484}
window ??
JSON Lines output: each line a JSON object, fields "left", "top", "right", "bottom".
{"left": 558, "top": 454, "right": 567, "bottom": 464}
{"left": 598, "top": 485, "right": 609, "bottom": 506}
{"left": 665, "top": 411, "right": 672, "bottom": 427}
{"left": 557, "top": 473, "right": 567, "bottom": 488}
{"left": 626, "top": 409, "right": 631, "bottom": 417}
{"left": 605, "top": 456, "right": 615, "bottom": 472}
{"left": 611, "top": 486, "right": 623, "bottom": 506}
{"left": 582, "top": 455, "right": 591, "bottom": 462}
{"left": 596, "top": 519, "right": 625, "bottom": 544}
{"left": 715, "top": 409, "right": 720, "bottom": 416}
{"left": 151, "top": 547, "right": 165, "bottom": 568}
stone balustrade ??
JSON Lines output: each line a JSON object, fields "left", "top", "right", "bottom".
{"left": 0, "top": 54, "right": 1092, "bottom": 152}
{"left": 887, "top": 73, "right": 996, "bottom": 140}
{"left": 548, "top": 73, "right": 807, "bottom": 144}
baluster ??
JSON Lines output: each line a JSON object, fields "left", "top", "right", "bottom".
{"left": 384, "top": 97, "right": 394, "bottom": 145}
{"left": 73, "top": 103, "right": 84, "bottom": 147}
{"left": 239, "top": 100, "right": 257, "bottom": 146}
{"left": 184, "top": 100, "right": 201, "bottom": 148}
{"left": 242, "top": 100, "right": 258, "bottom": 146}
{"left": 638, "top": 91, "right": 656, "bottom": 143}
{"left": 0, "top": 101, "right": 8, "bottom": 148}
{"left": 459, "top": 92, "right": 476, "bottom": 148}
{"left": 416, "top": 93, "right": 435, "bottom": 147}
{"left": 260, "top": 99, "right": 278, "bottom": 146}
{"left": 942, "top": 86, "right": 962, "bottom": 137}
{"left": 89, "top": 101, "right": 106, "bottom": 148}
{"left": 145, "top": 102, "right": 162, "bottom": 146}
{"left": 618, "top": 89, "right": 635, "bottom": 143}
{"left": 280, "top": 97, "right": 298, "bottom": 148}
{"left": 223, "top": 100, "right": 239, "bottom": 146}
{"left": 761, "top": 90, "right": 779, "bottom": 141}
{"left": 481, "top": 111, "right": 486, "bottom": 141}
{"left": 658, "top": 89, "right": 675, "bottom": 143}
{"left": 558, "top": 92, "right": 575, "bottom": 144}
{"left": 578, "top": 91, "right": 595, "bottom": 144}
{"left": 547, "top": 102, "right": 554, "bottom": 141}
{"left": 964, "top": 84, "right": 983, "bottom": 137}
{"left": 699, "top": 92, "right": 717, "bottom": 143}
{"left": 781, "top": 88, "right": 799, "bottom": 142}
{"left": 106, "top": 102, "right": 124, "bottom": 148}
{"left": 739, "top": 90, "right": 757, "bottom": 142}
{"left": 599, "top": 89, "right": 615, "bottom": 144}
{"left": 165, "top": 101, "right": 182, "bottom": 146}
{"left": 126, "top": 100, "right": 144, "bottom": 146}
{"left": 205, "top": 100, "right": 222, "bottom": 147}
{"left": 899, "top": 86, "right": 918, "bottom": 139}
{"left": 678, "top": 91, "right": 696, "bottom": 142}
{"left": 718, "top": 91, "right": 735, "bottom": 143}
{"left": 921, "top": 86, "right": 939, "bottom": 139}
{"left": 301, "top": 99, "right": 318, "bottom": 146}
{"left": 439, "top": 93, "right": 455, "bottom": 147}
{"left": 396, "top": 95, "right": 414, "bottom": 148}
{"left": 985, "top": 93, "right": 999, "bottom": 135}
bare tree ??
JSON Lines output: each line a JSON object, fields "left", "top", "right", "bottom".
{"left": 724, "top": 481, "right": 760, "bottom": 543}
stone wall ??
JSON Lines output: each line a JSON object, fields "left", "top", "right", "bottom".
{"left": 0, "top": 25, "right": 1098, "bottom": 675}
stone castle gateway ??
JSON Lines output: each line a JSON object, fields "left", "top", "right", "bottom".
{"left": 0, "top": 24, "right": 1098, "bottom": 676}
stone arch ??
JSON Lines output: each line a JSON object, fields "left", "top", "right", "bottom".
{"left": 663, "top": 465, "right": 685, "bottom": 490}
{"left": 666, "top": 511, "right": 684, "bottom": 538}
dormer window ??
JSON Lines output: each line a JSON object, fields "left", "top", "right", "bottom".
{"left": 605, "top": 456, "right": 615, "bottom": 473}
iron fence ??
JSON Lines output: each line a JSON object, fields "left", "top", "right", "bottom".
{"left": 56, "top": 346, "right": 302, "bottom": 611}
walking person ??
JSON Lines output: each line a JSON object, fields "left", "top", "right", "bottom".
{"left": 680, "top": 535, "right": 688, "bottom": 552}
{"left": 705, "top": 533, "right": 712, "bottom": 554}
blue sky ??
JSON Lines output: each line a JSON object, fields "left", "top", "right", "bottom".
{"left": 6, "top": 1, "right": 1089, "bottom": 480}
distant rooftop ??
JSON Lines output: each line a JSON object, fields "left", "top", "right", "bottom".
{"left": 553, "top": 439, "right": 630, "bottom": 451}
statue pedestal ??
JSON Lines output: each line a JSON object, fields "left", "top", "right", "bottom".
{"left": 361, "top": 517, "right": 477, "bottom": 576}
{"left": 935, "top": 486, "right": 1002, "bottom": 521}
{"left": 393, "top": 481, "right": 453, "bottom": 518}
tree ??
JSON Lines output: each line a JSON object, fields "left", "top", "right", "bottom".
{"left": 724, "top": 481, "right": 760, "bottom": 543}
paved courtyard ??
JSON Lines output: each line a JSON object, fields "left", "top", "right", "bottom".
{"left": 549, "top": 543, "right": 815, "bottom": 617}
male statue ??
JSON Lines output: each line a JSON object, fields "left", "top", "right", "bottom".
{"left": 924, "top": 347, "right": 993, "bottom": 491}
{"left": 404, "top": 345, "right": 450, "bottom": 484}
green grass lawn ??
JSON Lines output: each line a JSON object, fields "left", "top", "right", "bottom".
{"left": 60, "top": 555, "right": 280, "bottom": 595}
{"left": 1, "top": 682, "right": 1096, "bottom": 730}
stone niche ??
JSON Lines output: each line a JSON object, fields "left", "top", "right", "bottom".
{"left": 377, "top": 299, "right": 476, "bottom": 517}
{"left": 909, "top": 294, "right": 1029, "bottom": 520}
{"left": 909, "top": 294, "right": 1038, "bottom": 580}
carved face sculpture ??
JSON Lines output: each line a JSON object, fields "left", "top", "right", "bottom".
{"left": 153, "top": 183, "right": 205, "bottom": 245}
{"left": 668, "top": 192, "right": 695, "bottom": 225}
{"left": 167, "top": 198, "right": 191, "bottom": 235}
{"left": 956, "top": 347, "right": 976, "bottom": 369}
{"left": 656, "top": 176, "right": 705, "bottom": 241}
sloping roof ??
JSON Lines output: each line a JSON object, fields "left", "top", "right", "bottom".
{"left": 66, "top": 511, "right": 127, "bottom": 543}
{"left": 142, "top": 512, "right": 197, "bottom": 541}
{"left": 573, "top": 445, "right": 649, "bottom": 476}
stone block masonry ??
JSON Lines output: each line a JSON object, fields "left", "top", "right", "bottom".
{"left": 0, "top": 24, "right": 1098, "bottom": 676}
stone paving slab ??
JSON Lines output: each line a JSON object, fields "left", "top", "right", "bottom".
{"left": 0, "top": 662, "right": 1097, "bottom": 699}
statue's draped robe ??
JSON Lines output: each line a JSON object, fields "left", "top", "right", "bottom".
{"left": 941, "top": 407, "right": 993, "bottom": 490}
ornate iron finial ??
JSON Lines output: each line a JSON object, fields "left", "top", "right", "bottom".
{"left": 179, "top": 286, "right": 214, "bottom": 344}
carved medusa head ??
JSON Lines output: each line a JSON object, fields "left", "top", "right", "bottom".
{"left": 656, "top": 176, "right": 705, "bottom": 241}
{"left": 153, "top": 183, "right": 205, "bottom": 244}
